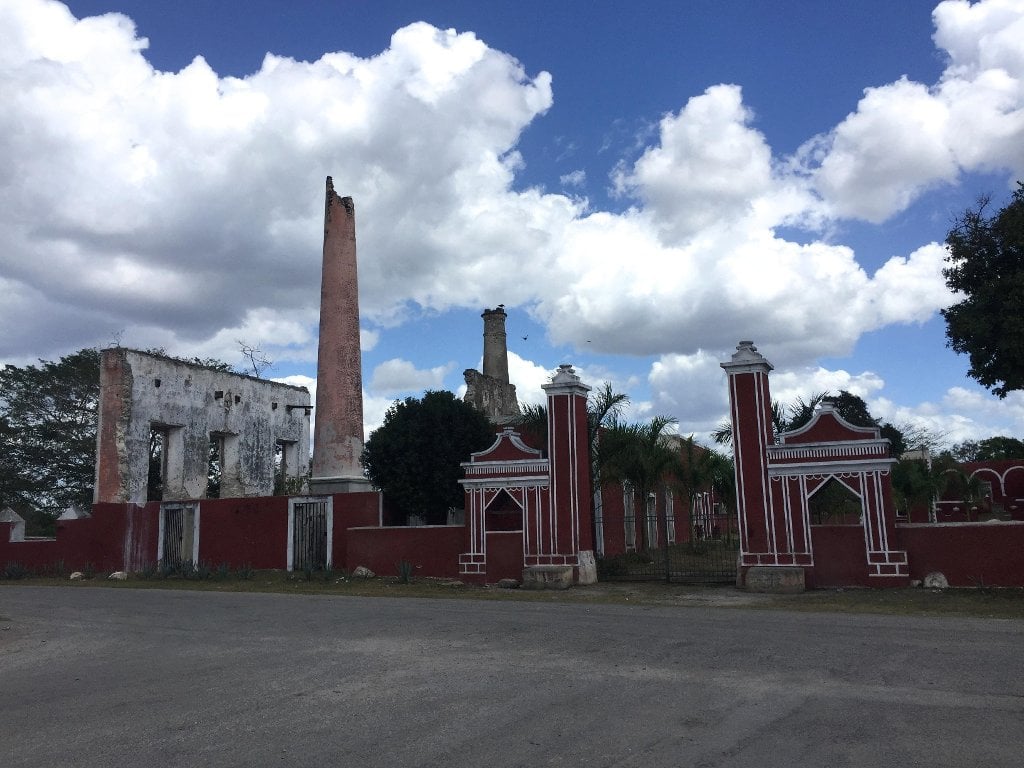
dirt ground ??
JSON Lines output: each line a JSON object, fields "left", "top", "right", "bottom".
{"left": 4, "top": 571, "right": 1024, "bottom": 620}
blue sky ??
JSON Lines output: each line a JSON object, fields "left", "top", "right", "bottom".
{"left": 3, "top": 0, "right": 1024, "bottom": 446}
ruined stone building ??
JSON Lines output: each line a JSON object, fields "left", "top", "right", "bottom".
{"left": 464, "top": 307, "right": 520, "bottom": 423}
{"left": 94, "top": 348, "right": 311, "bottom": 504}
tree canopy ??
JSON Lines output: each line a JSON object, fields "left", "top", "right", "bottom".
{"left": 942, "top": 181, "right": 1024, "bottom": 398}
{"left": 361, "top": 390, "right": 496, "bottom": 525}
{"left": 0, "top": 349, "right": 101, "bottom": 519}
{"left": 951, "top": 436, "right": 1024, "bottom": 462}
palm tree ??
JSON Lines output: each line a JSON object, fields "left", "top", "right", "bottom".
{"left": 707, "top": 451, "right": 737, "bottom": 546}
{"left": 602, "top": 415, "right": 679, "bottom": 553}
{"left": 672, "top": 436, "right": 721, "bottom": 551}
{"left": 515, "top": 402, "right": 549, "bottom": 452}
{"left": 713, "top": 392, "right": 828, "bottom": 447}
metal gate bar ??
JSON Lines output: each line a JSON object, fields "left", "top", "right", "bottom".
{"left": 600, "top": 510, "right": 739, "bottom": 583}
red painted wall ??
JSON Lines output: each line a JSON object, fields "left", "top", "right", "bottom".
{"left": 806, "top": 526, "right": 869, "bottom": 587}
{"left": 331, "top": 492, "right": 382, "bottom": 570}
{"left": 899, "top": 522, "right": 1024, "bottom": 586}
{"left": 344, "top": 525, "right": 465, "bottom": 579}
{"left": 0, "top": 503, "right": 159, "bottom": 573}
{"left": 198, "top": 497, "right": 288, "bottom": 569}
{"left": 486, "top": 531, "right": 524, "bottom": 582}
{"left": 599, "top": 484, "right": 628, "bottom": 557}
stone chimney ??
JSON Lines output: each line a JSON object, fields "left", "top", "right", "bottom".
{"left": 481, "top": 307, "right": 510, "bottom": 382}
{"left": 310, "top": 177, "right": 369, "bottom": 492}
{"left": 464, "top": 306, "right": 520, "bottom": 424}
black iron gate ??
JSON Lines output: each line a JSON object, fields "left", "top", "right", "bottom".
{"left": 599, "top": 509, "right": 739, "bottom": 583}
{"left": 291, "top": 499, "right": 329, "bottom": 571}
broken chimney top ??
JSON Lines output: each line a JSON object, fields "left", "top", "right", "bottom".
{"left": 481, "top": 306, "right": 510, "bottom": 383}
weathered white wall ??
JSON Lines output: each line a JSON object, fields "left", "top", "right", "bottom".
{"left": 95, "top": 349, "right": 310, "bottom": 504}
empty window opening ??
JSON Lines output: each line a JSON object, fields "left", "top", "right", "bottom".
{"left": 665, "top": 490, "right": 676, "bottom": 545}
{"left": 274, "top": 440, "right": 301, "bottom": 495}
{"left": 623, "top": 483, "right": 636, "bottom": 551}
{"left": 645, "top": 492, "right": 658, "bottom": 550}
{"left": 809, "top": 478, "right": 862, "bottom": 525}
{"left": 148, "top": 426, "right": 169, "bottom": 501}
{"left": 207, "top": 433, "right": 225, "bottom": 499}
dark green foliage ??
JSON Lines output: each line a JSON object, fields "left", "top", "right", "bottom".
{"left": 361, "top": 390, "right": 496, "bottom": 525}
{"left": 0, "top": 349, "right": 101, "bottom": 516}
{"left": 3, "top": 562, "right": 29, "bottom": 580}
{"left": 808, "top": 479, "right": 862, "bottom": 524}
{"left": 951, "top": 436, "right": 1024, "bottom": 462}
{"left": 942, "top": 182, "right": 1024, "bottom": 398}
{"left": 600, "top": 415, "right": 679, "bottom": 551}
{"left": 514, "top": 403, "right": 549, "bottom": 452}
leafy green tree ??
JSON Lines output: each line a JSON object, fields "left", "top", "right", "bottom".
{"left": 0, "top": 349, "right": 101, "bottom": 516}
{"left": 942, "top": 182, "right": 1024, "bottom": 398}
{"left": 951, "top": 436, "right": 1024, "bottom": 462}
{"left": 361, "top": 391, "right": 496, "bottom": 525}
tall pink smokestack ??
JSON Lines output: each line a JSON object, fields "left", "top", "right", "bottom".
{"left": 310, "top": 177, "right": 368, "bottom": 492}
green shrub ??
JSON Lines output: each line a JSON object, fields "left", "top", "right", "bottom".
{"left": 3, "top": 562, "right": 29, "bottom": 580}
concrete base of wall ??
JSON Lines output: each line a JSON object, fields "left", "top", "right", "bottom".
{"left": 522, "top": 565, "right": 573, "bottom": 590}
{"left": 744, "top": 566, "right": 805, "bottom": 593}
{"left": 577, "top": 551, "right": 597, "bottom": 585}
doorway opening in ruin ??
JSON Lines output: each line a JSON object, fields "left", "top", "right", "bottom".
{"left": 148, "top": 426, "right": 169, "bottom": 501}
{"left": 159, "top": 503, "right": 198, "bottom": 568}
{"left": 808, "top": 477, "right": 863, "bottom": 525}
{"left": 287, "top": 497, "right": 332, "bottom": 571}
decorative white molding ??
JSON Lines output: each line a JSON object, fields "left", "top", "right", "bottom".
{"left": 767, "top": 458, "right": 896, "bottom": 477}
{"left": 463, "top": 460, "right": 549, "bottom": 475}
{"left": 770, "top": 440, "right": 888, "bottom": 459}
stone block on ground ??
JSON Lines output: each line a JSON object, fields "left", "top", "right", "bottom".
{"left": 521, "top": 565, "right": 573, "bottom": 590}
{"left": 744, "top": 566, "right": 805, "bottom": 593}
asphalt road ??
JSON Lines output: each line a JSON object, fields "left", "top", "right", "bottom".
{"left": 1, "top": 586, "right": 1022, "bottom": 767}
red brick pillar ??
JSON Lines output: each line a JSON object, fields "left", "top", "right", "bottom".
{"left": 526, "top": 364, "right": 595, "bottom": 585}
{"left": 720, "top": 341, "right": 777, "bottom": 579}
